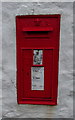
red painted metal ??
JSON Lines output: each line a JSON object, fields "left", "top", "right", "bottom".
{"left": 16, "top": 15, "right": 61, "bottom": 105}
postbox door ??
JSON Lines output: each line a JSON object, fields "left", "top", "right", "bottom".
{"left": 16, "top": 15, "right": 60, "bottom": 104}
{"left": 21, "top": 48, "right": 53, "bottom": 99}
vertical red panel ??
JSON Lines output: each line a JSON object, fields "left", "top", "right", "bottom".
{"left": 16, "top": 15, "right": 61, "bottom": 105}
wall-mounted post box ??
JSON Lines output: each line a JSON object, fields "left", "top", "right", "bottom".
{"left": 16, "top": 15, "right": 60, "bottom": 105}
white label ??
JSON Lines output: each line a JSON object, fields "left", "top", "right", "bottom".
{"left": 31, "top": 67, "right": 44, "bottom": 90}
{"left": 33, "top": 50, "right": 43, "bottom": 65}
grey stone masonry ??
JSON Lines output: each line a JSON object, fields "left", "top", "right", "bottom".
{"left": 2, "top": 2, "right": 73, "bottom": 118}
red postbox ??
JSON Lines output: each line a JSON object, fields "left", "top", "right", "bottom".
{"left": 16, "top": 15, "right": 60, "bottom": 105}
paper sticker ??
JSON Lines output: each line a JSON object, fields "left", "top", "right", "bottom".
{"left": 33, "top": 50, "right": 43, "bottom": 65}
{"left": 31, "top": 67, "right": 44, "bottom": 90}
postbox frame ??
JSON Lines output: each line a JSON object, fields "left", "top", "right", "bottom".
{"left": 16, "top": 15, "right": 60, "bottom": 105}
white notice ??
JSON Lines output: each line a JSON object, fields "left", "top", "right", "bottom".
{"left": 31, "top": 67, "right": 44, "bottom": 90}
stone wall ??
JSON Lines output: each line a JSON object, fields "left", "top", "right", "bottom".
{"left": 2, "top": 2, "right": 73, "bottom": 118}
{"left": 0, "top": 1, "right": 2, "bottom": 120}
